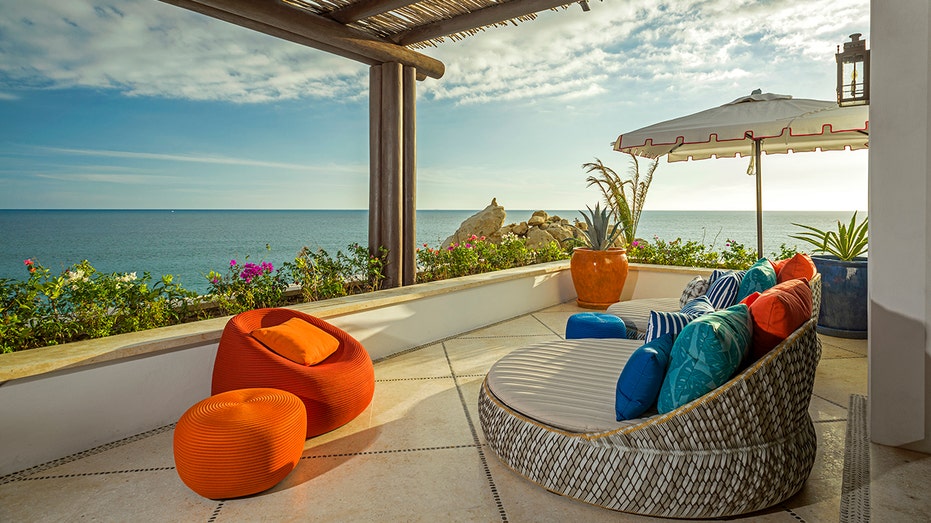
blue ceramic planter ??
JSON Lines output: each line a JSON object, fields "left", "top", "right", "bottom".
{"left": 812, "top": 255, "right": 868, "bottom": 338}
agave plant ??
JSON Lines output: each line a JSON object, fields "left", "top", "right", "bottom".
{"left": 582, "top": 153, "right": 659, "bottom": 247}
{"left": 790, "top": 211, "right": 868, "bottom": 261}
{"left": 578, "top": 203, "right": 624, "bottom": 250}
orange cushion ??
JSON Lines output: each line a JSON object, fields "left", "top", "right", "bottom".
{"left": 777, "top": 253, "right": 817, "bottom": 283}
{"left": 251, "top": 317, "right": 340, "bottom": 365}
{"left": 740, "top": 291, "right": 761, "bottom": 307}
{"left": 747, "top": 278, "right": 812, "bottom": 361}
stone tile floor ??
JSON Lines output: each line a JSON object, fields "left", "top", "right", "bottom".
{"left": 1, "top": 301, "right": 929, "bottom": 522}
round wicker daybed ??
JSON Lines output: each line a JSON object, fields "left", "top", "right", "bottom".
{"left": 478, "top": 319, "right": 822, "bottom": 519}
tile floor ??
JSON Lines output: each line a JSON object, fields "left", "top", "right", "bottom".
{"left": 2, "top": 301, "right": 929, "bottom": 522}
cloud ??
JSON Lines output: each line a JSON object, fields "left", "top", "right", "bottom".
{"left": 0, "top": 0, "right": 368, "bottom": 103}
{"left": 33, "top": 172, "right": 185, "bottom": 184}
{"left": 420, "top": 0, "right": 869, "bottom": 106}
{"left": 0, "top": 0, "right": 869, "bottom": 107}
{"left": 33, "top": 145, "right": 366, "bottom": 173}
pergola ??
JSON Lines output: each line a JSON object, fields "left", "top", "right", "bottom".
{"left": 159, "top": 0, "right": 581, "bottom": 287}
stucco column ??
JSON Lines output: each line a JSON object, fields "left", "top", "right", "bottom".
{"left": 868, "top": 0, "right": 931, "bottom": 451}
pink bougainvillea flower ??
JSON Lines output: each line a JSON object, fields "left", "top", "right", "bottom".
{"left": 447, "top": 246, "right": 454, "bottom": 251}
{"left": 211, "top": 278, "right": 219, "bottom": 284}
{"left": 230, "top": 259, "right": 237, "bottom": 267}
{"left": 23, "top": 259, "right": 33, "bottom": 266}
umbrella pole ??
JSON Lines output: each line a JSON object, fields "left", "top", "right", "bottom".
{"left": 754, "top": 139, "right": 763, "bottom": 259}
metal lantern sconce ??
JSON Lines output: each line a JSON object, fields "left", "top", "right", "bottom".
{"left": 836, "top": 33, "right": 870, "bottom": 106}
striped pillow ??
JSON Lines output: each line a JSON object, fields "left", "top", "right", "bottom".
{"left": 680, "top": 295, "right": 715, "bottom": 316}
{"left": 645, "top": 311, "right": 698, "bottom": 343}
{"left": 705, "top": 272, "right": 742, "bottom": 309}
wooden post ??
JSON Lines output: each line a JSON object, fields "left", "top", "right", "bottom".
{"left": 369, "top": 62, "right": 417, "bottom": 289}
{"left": 369, "top": 65, "right": 383, "bottom": 258}
{"left": 402, "top": 65, "right": 417, "bottom": 286}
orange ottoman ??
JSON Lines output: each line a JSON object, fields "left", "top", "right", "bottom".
{"left": 173, "top": 388, "right": 307, "bottom": 499}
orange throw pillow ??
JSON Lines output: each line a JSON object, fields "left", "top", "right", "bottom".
{"left": 747, "top": 278, "right": 812, "bottom": 361}
{"left": 777, "top": 253, "right": 817, "bottom": 283}
{"left": 251, "top": 317, "right": 340, "bottom": 366}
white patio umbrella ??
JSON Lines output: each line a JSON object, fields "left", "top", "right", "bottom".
{"left": 613, "top": 90, "right": 869, "bottom": 257}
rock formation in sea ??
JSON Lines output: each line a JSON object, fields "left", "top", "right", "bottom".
{"left": 441, "top": 198, "right": 587, "bottom": 249}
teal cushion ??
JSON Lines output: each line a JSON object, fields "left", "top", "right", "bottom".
{"left": 615, "top": 333, "right": 675, "bottom": 420}
{"left": 736, "top": 258, "right": 777, "bottom": 303}
{"left": 657, "top": 304, "right": 753, "bottom": 413}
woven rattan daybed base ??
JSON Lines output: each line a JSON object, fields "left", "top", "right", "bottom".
{"left": 478, "top": 319, "right": 822, "bottom": 519}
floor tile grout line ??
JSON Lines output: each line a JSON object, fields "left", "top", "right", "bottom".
{"left": 812, "top": 392, "right": 850, "bottom": 411}
{"left": 821, "top": 344, "right": 868, "bottom": 358}
{"left": 206, "top": 501, "right": 224, "bottom": 523}
{"left": 300, "top": 444, "right": 483, "bottom": 460}
{"left": 442, "top": 340, "right": 509, "bottom": 523}
{"left": 530, "top": 311, "right": 564, "bottom": 338}
{"left": 0, "top": 423, "right": 176, "bottom": 485}
{"left": 781, "top": 504, "right": 808, "bottom": 522}
{"left": 20, "top": 467, "right": 177, "bottom": 481}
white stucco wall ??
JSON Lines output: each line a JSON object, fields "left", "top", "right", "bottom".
{"left": 869, "top": 0, "right": 931, "bottom": 451}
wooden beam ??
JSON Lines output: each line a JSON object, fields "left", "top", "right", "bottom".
{"left": 161, "top": 0, "right": 445, "bottom": 79}
{"left": 329, "top": 0, "right": 420, "bottom": 24}
{"left": 393, "top": 0, "right": 570, "bottom": 46}
{"left": 163, "top": 0, "right": 379, "bottom": 66}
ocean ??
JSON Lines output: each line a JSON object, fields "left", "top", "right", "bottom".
{"left": 0, "top": 209, "right": 860, "bottom": 294}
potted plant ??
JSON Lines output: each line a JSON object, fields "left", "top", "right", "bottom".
{"left": 790, "top": 211, "right": 868, "bottom": 338}
{"left": 570, "top": 203, "right": 629, "bottom": 309}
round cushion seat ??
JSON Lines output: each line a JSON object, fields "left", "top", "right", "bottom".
{"left": 566, "top": 312, "right": 627, "bottom": 339}
{"left": 173, "top": 388, "right": 307, "bottom": 499}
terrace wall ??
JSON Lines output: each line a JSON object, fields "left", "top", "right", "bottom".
{"left": 0, "top": 262, "right": 705, "bottom": 476}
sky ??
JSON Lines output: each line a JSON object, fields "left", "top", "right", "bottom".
{"left": 0, "top": 0, "right": 870, "bottom": 211}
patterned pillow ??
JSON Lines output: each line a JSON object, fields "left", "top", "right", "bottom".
{"left": 680, "top": 295, "right": 714, "bottom": 316}
{"left": 657, "top": 304, "right": 753, "bottom": 413}
{"left": 679, "top": 276, "right": 709, "bottom": 308}
{"left": 736, "top": 258, "right": 777, "bottom": 303}
{"left": 615, "top": 333, "right": 675, "bottom": 421}
{"left": 705, "top": 272, "right": 741, "bottom": 309}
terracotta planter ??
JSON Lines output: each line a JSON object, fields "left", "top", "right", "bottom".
{"left": 570, "top": 248, "right": 629, "bottom": 309}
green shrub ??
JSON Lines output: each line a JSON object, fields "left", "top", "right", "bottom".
{"left": 1, "top": 259, "right": 200, "bottom": 353}
{"left": 288, "top": 243, "right": 388, "bottom": 302}
{"left": 415, "top": 234, "right": 571, "bottom": 283}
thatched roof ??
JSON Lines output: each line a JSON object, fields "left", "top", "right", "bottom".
{"left": 285, "top": 0, "right": 572, "bottom": 48}
{"left": 162, "top": 0, "right": 580, "bottom": 78}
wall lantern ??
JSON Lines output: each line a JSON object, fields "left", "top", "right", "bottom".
{"left": 836, "top": 33, "right": 870, "bottom": 106}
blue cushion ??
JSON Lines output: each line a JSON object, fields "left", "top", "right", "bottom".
{"left": 644, "top": 311, "right": 696, "bottom": 343}
{"left": 736, "top": 258, "right": 777, "bottom": 302}
{"left": 566, "top": 312, "right": 627, "bottom": 339}
{"left": 657, "top": 304, "right": 753, "bottom": 413}
{"left": 704, "top": 272, "right": 741, "bottom": 309}
{"left": 679, "top": 295, "right": 715, "bottom": 315}
{"left": 615, "top": 333, "right": 675, "bottom": 420}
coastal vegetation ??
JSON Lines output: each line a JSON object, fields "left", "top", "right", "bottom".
{"left": 1, "top": 234, "right": 794, "bottom": 353}
{"left": 582, "top": 153, "right": 660, "bottom": 247}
